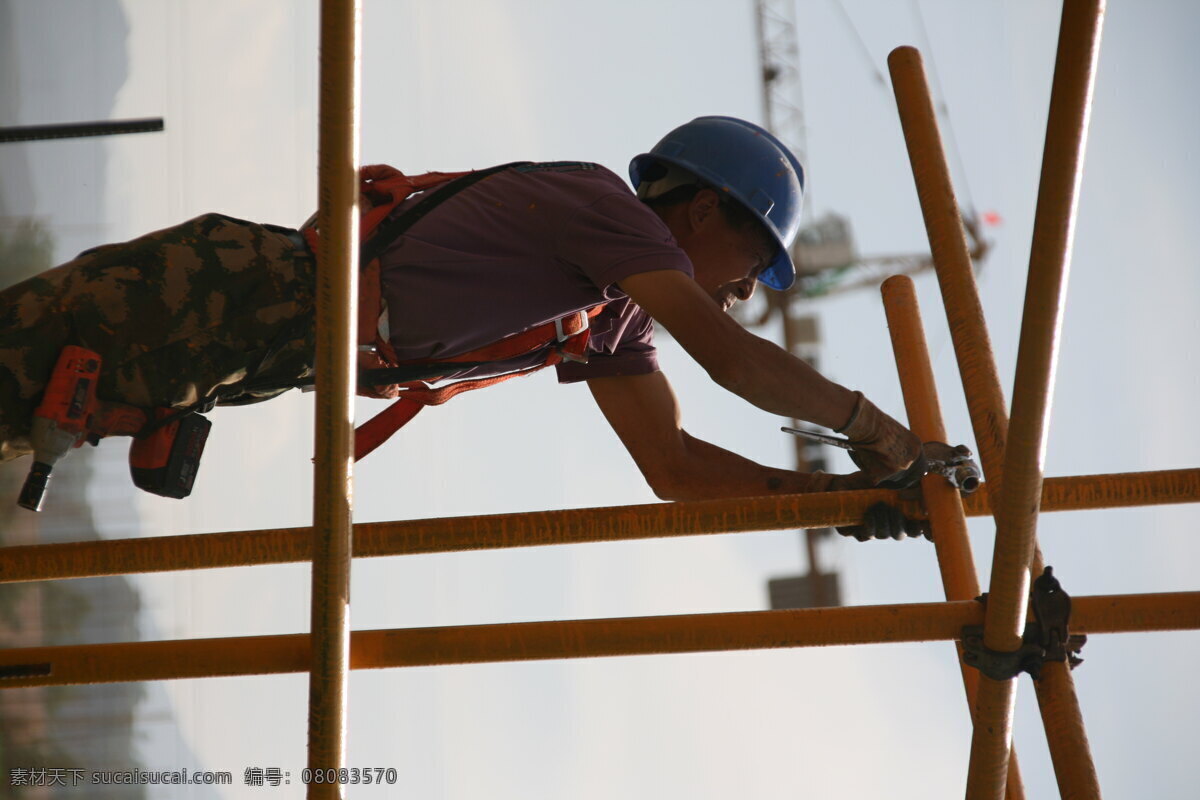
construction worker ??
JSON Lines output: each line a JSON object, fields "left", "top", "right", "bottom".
{"left": 0, "top": 117, "right": 921, "bottom": 536}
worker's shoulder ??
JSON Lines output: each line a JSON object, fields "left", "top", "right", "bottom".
{"left": 501, "top": 160, "right": 632, "bottom": 196}
{"left": 510, "top": 160, "right": 622, "bottom": 179}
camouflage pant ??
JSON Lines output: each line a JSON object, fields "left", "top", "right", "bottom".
{"left": 0, "top": 213, "right": 316, "bottom": 461}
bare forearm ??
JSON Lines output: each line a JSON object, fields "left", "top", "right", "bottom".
{"left": 617, "top": 272, "right": 858, "bottom": 429}
{"left": 654, "top": 431, "right": 857, "bottom": 502}
{"left": 585, "top": 370, "right": 870, "bottom": 502}
{"left": 710, "top": 326, "right": 857, "bottom": 430}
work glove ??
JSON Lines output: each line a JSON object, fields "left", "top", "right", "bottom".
{"left": 805, "top": 470, "right": 930, "bottom": 541}
{"left": 837, "top": 501, "right": 932, "bottom": 542}
{"left": 836, "top": 391, "right": 925, "bottom": 489}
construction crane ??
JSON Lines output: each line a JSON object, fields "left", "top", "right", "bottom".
{"left": 753, "top": 0, "right": 991, "bottom": 610}
{"left": 752, "top": 0, "right": 995, "bottom": 312}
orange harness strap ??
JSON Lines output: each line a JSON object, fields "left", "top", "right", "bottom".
{"left": 353, "top": 304, "right": 606, "bottom": 461}
{"left": 387, "top": 305, "right": 595, "bottom": 366}
{"left": 304, "top": 162, "right": 608, "bottom": 461}
{"left": 353, "top": 372, "right": 523, "bottom": 462}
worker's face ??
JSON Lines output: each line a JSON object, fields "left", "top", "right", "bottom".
{"left": 676, "top": 190, "right": 772, "bottom": 312}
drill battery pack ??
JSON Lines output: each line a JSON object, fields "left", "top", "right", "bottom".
{"left": 129, "top": 411, "right": 211, "bottom": 499}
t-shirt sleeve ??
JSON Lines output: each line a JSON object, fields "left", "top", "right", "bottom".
{"left": 550, "top": 177, "right": 689, "bottom": 383}
{"left": 555, "top": 302, "right": 660, "bottom": 384}
{"left": 556, "top": 191, "right": 693, "bottom": 292}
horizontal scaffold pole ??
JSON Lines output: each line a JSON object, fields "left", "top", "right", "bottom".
{"left": 0, "top": 592, "right": 1193, "bottom": 689}
{"left": 0, "top": 469, "right": 1196, "bottom": 585}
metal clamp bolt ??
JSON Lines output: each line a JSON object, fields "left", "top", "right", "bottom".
{"left": 961, "top": 567, "right": 1087, "bottom": 681}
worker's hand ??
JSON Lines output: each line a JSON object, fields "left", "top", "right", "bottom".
{"left": 360, "top": 164, "right": 409, "bottom": 205}
{"left": 361, "top": 163, "right": 405, "bottom": 183}
{"left": 837, "top": 391, "right": 925, "bottom": 488}
{"left": 836, "top": 501, "right": 932, "bottom": 542}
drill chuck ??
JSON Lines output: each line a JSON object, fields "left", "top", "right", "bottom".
{"left": 15, "top": 346, "right": 103, "bottom": 511}
{"left": 18, "top": 461, "right": 54, "bottom": 512}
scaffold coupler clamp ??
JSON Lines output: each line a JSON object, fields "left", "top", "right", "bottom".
{"left": 960, "top": 566, "right": 1087, "bottom": 681}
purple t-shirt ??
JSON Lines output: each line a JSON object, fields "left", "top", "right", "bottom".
{"left": 376, "top": 162, "right": 693, "bottom": 383}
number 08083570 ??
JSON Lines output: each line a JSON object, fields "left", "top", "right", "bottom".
{"left": 301, "top": 768, "right": 398, "bottom": 785}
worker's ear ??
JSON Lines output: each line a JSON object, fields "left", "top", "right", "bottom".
{"left": 687, "top": 188, "right": 721, "bottom": 231}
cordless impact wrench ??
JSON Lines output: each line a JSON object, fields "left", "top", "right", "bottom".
{"left": 18, "top": 345, "right": 211, "bottom": 511}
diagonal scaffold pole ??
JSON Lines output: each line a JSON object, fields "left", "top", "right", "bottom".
{"left": 881, "top": 275, "right": 1024, "bottom": 799}
{"left": 0, "top": 592, "right": 1194, "bottom": 688}
{"left": 309, "top": 0, "right": 361, "bottom": 797}
{"left": 963, "top": 1, "right": 1106, "bottom": 797}
{"left": 0, "top": 468, "right": 1196, "bottom": 584}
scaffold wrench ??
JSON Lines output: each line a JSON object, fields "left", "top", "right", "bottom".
{"left": 781, "top": 427, "right": 982, "bottom": 494}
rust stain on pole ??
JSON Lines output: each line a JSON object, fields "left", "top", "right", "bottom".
{"left": 309, "top": 0, "right": 361, "bottom": 795}
{"left": 882, "top": 275, "right": 1025, "bottom": 799}
{"left": 969, "top": 1, "right": 1107, "bottom": 797}
{"left": 0, "top": 469, "right": 1196, "bottom": 584}
{"left": 0, "top": 592, "right": 1193, "bottom": 689}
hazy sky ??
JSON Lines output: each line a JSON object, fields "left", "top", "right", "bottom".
{"left": 3, "top": 1, "right": 1198, "bottom": 797}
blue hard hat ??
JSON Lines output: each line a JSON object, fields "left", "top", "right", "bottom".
{"left": 630, "top": 116, "right": 805, "bottom": 291}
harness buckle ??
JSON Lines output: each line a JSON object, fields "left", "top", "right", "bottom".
{"left": 553, "top": 310, "right": 589, "bottom": 343}
{"left": 555, "top": 310, "right": 591, "bottom": 364}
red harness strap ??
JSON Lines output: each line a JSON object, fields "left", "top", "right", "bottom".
{"left": 303, "top": 164, "right": 474, "bottom": 388}
{"left": 353, "top": 304, "right": 606, "bottom": 461}
{"left": 304, "top": 163, "right": 608, "bottom": 461}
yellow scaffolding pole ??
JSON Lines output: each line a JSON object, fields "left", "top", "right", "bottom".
{"left": 967, "top": 1, "right": 1106, "bottom": 797}
{"left": 309, "top": 0, "right": 360, "bottom": 796}
{"left": 0, "top": 592, "right": 1193, "bottom": 688}
{"left": 887, "top": 45, "right": 1014, "bottom": 512}
{"left": 882, "top": 275, "right": 1024, "bottom": 799}
{"left": 0, "top": 469, "right": 1195, "bottom": 584}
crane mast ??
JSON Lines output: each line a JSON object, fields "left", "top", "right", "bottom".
{"left": 755, "top": 0, "right": 841, "bottom": 609}
{"left": 753, "top": 0, "right": 991, "bottom": 610}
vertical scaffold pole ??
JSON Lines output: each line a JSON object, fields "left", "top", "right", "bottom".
{"left": 966, "top": 1, "right": 1105, "bottom": 798}
{"left": 308, "top": 1, "right": 361, "bottom": 797}
{"left": 880, "top": 275, "right": 1024, "bottom": 800}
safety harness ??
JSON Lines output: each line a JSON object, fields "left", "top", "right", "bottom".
{"left": 301, "top": 161, "right": 606, "bottom": 461}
